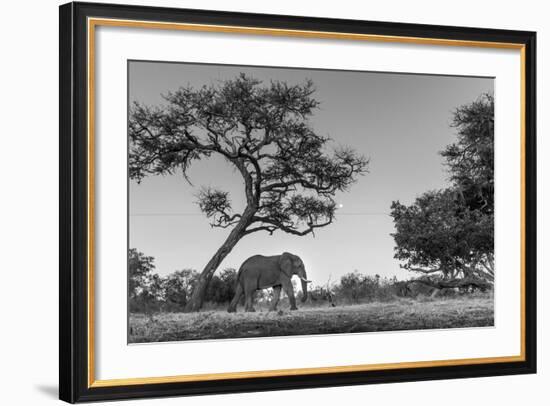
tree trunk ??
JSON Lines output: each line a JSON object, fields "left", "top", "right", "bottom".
{"left": 184, "top": 207, "right": 255, "bottom": 312}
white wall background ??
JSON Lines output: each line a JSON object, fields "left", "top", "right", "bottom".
{"left": 0, "top": 0, "right": 546, "bottom": 404}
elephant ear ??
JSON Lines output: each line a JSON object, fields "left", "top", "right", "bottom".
{"left": 279, "top": 252, "right": 293, "bottom": 277}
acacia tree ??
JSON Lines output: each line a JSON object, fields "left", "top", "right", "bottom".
{"left": 129, "top": 74, "right": 368, "bottom": 311}
{"left": 390, "top": 189, "right": 494, "bottom": 282}
{"left": 390, "top": 94, "right": 494, "bottom": 288}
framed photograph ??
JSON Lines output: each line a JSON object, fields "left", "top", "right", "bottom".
{"left": 59, "top": 2, "right": 536, "bottom": 403}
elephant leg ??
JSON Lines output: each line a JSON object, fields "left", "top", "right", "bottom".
{"left": 269, "top": 285, "right": 282, "bottom": 311}
{"left": 282, "top": 280, "right": 297, "bottom": 310}
{"left": 227, "top": 283, "right": 243, "bottom": 313}
{"left": 244, "top": 290, "right": 256, "bottom": 312}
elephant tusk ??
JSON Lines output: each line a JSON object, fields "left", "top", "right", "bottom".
{"left": 299, "top": 276, "right": 312, "bottom": 283}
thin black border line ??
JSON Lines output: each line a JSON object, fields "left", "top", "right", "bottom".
{"left": 126, "top": 58, "right": 497, "bottom": 80}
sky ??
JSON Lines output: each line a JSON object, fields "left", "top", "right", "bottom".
{"left": 128, "top": 60, "right": 493, "bottom": 284}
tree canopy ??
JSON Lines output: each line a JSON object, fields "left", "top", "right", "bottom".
{"left": 441, "top": 93, "right": 494, "bottom": 213}
{"left": 129, "top": 74, "right": 368, "bottom": 310}
{"left": 390, "top": 94, "right": 494, "bottom": 285}
{"left": 128, "top": 248, "right": 156, "bottom": 300}
{"left": 391, "top": 189, "right": 493, "bottom": 281}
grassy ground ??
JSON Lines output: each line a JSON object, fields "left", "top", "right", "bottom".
{"left": 128, "top": 296, "right": 494, "bottom": 343}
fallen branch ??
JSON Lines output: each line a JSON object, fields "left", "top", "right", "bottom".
{"left": 408, "top": 277, "right": 493, "bottom": 291}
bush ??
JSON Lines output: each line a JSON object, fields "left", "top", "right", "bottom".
{"left": 128, "top": 254, "right": 240, "bottom": 313}
{"left": 163, "top": 269, "right": 199, "bottom": 311}
{"left": 336, "top": 271, "right": 395, "bottom": 304}
{"left": 205, "top": 268, "right": 238, "bottom": 304}
{"left": 129, "top": 249, "right": 163, "bottom": 313}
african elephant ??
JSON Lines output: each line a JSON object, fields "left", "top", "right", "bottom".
{"left": 227, "top": 252, "right": 311, "bottom": 313}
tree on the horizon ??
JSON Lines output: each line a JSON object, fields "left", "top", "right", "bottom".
{"left": 129, "top": 74, "right": 368, "bottom": 311}
{"left": 441, "top": 93, "right": 494, "bottom": 214}
{"left": 128, "top": 249, "right": 165, "bottom": 313}
{"left": 390, "top": 94, "right": 494, "bottom": 287}
{"left": 128, "top": 248, "right": 155, "bottom": 300}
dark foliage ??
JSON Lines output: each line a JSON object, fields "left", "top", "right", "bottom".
{"left": 336, "top": 272, "right": 395, "bottom": 303}
{"left": 128, "top": 249, "right": 163, "bottom": 313}
{"left": 128, "top": 248, "right": 155, "bottom": 299}
{"left": 390, "top": 94, "right": 494, "bottom": 285}
{"left": 441, "top": 93, "right": 494, "bottom": 214}
{"left": 163, "top": 269, "right": 199, "bottom": 311}
{"left": 391, "top": 190, "right": 493, "bottom": 280}
{"left": 205, "top": 268, "right": 238, "bottom": 304}
{"left": 129, "top": 249, "right": 240, "bottom": 313}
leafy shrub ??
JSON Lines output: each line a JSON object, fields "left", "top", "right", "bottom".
{"left": 163, "top": 269, "right": 199, "bottom": 311}
{"left": 336, "top": 272, "right": 386, "bottom": 303}
{"left": 129, "top": 248, "right": 240, "bottom": 313}
{"left": 205, "top": 268, "right": 238, "bottom": 304}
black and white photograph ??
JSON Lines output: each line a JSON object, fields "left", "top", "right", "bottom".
{"left": 128, "top": 61, "right": 495, "bottom": 343}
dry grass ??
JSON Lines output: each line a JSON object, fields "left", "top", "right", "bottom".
{"left": 128, "top": 296, "right": 494, "bottom": 343}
